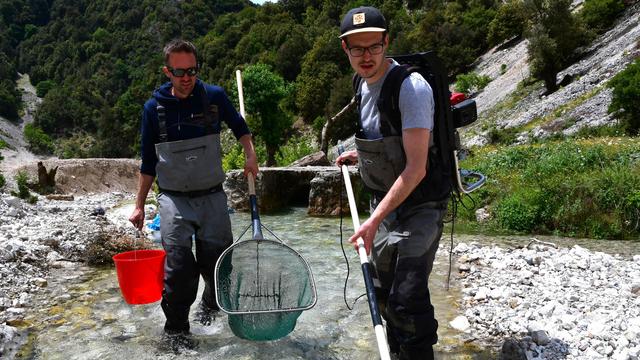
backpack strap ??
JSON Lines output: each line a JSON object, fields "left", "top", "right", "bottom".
{"left": 378, "top": 64, "right": 412, "bottom": 136}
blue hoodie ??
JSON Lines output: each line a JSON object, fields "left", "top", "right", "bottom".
{"left": 139, "top": 80, "right": 250, "bottom": 176}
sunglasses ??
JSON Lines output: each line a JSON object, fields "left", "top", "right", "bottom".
{"left": 167, "top": 66, "right": 198, "bottom": 77}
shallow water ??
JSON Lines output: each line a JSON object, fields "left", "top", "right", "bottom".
{"left": 20, "top": 208, "right": 640, "bottom": 359}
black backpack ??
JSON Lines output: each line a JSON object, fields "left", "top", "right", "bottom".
{"left": 352, "top": 51, "right": 485, "bottom": 197}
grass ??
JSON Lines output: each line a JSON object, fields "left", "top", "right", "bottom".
{"left": 454, "top": 136, "right": 640, "bottom": 240}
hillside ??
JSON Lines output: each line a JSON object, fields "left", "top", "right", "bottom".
{"left": 0, "top": 74, "right": 43, "bottom": 185}
{"left": 0, "top": 0, "right": 638, "bottom": 241}
{"left": 465, "top": 1, "right": 639, "bottom": 146}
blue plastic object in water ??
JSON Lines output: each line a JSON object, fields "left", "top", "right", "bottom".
{"left": 147, "top": 214, "right": 161, "bottom": 231}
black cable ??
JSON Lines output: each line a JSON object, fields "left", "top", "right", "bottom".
{"left": 339, "top": 170, "right": 366, "bottom": 310}
{"left": 446, "top": 196, "right": 458, "bottom": 291}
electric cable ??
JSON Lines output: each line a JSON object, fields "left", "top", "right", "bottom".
{"left": 339, "top": 170, "right": 367, "bottom": 310}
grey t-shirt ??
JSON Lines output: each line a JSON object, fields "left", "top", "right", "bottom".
{"left": 359, "top": 60, "right": 435, "bottom": 140}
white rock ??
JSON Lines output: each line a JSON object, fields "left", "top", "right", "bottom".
{"left": 474, "top": 287, "right": 490, "bottom": 301}
{"left": 449, "top": 315, "right": 471, "bottom": 331}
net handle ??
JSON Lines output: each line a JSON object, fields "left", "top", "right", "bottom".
{"left": 248, "top": 172, "right": 256, "bottom": 196}
{"left": 338, "top": 146, "right": 391, "bottom": 360}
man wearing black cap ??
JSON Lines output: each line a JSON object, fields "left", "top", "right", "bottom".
{"left": 335, "top": 6, "right": 448, "bottom": 360}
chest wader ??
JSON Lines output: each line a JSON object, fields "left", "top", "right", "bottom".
{"left": 155, "top": 89, "right": 233, "bottom": 334}
{"left": 353, "top": 65, "right": 449, "bottom": 360}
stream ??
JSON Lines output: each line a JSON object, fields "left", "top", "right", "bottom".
{"left": 17, "top": 207, "right": 640, "bottom": 359}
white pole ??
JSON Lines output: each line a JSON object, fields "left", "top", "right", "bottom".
{"left": 235, "top": 69, "right": 246, "bottom": 119}
{"left": 340, "top": 164, "right": 391, "bottom": 360}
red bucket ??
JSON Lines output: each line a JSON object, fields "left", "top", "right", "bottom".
{"left": 113, "top": 249, "right": 166, "bottom": 305}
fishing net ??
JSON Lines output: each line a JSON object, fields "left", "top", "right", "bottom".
{"left": 215, "top": 229, "right": 317, "bottom": 341}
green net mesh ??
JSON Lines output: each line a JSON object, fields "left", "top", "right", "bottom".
{"left": 215, "top": 239, "right": 316, "bottom": 341}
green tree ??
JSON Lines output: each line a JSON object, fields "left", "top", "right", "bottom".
{"left": 580, "top": 0, "right": 625, "bottom": 34}
{"left": 241, "top": 63, "right": 292, "bottom": 166}
{"left": 35, "top": 79, "right": 55, "bottom": 97}
{"left": 295, "top": 30, "right": 345, "bottom": 122}
{"left": 23, "top": 123, "right": 54, "bottom": 154}
{"left": 608, "top": 59, "right": 640, "bottom": 135}
{"left": 525, "top": 0, "right": 587, "bottom": 94}
{"left": 487, "top": 0, "right": 527, "bottom": 46}
{"left": 0, "top": 52, "right": 20, "bottom": 120}
{"left": 0, "top": 80, "right": 20, "bottom": 120}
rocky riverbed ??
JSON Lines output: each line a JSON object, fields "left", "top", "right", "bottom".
{"left": 451, "top": 241, "right": 640, "bottom": 359}
{"left": 1, "top": 191, "right": 640, "bottom": 359}
{"left": 0, "top": 192, "right": 153, "bottom": 358}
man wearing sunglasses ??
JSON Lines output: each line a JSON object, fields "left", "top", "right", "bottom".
{"left": 129, "top": 39, "right": 258, "bottom": 347}
{"left": 335, "top": 6, "right": 447, "bottom": 360}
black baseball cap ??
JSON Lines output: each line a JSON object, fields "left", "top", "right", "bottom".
{"left": 339, "top": 6, "right": 387, "bottom": 39}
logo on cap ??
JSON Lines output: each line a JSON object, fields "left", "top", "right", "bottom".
{"left": 353, "top": 13, "right": 365, "bottom": 25}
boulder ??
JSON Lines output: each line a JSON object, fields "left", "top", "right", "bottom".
{"left": 288, "top": 151, "right": 330, "bottom": 167}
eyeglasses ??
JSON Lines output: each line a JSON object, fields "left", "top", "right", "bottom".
{"left": 347, "top": 42, "right": 384, "bottom": 57}
{"left": 167, "top": 66, "right": 198, "bottom": 77}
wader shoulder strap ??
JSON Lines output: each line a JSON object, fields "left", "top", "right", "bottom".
{"left": 155, "top": 86, "right": 218, "bottom": 143}
{"left": 157, "top": 104, "right": 168, "bottom": 142}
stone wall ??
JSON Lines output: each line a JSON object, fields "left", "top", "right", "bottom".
{"left": 224, "top": 166, "right": 367, "bottom": 215}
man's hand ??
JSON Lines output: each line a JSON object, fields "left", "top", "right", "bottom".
{"left": 348, "top": 216, "right": 380, "bottom": 255}
{"left": 239, "top": 134, "right": 259, "bottom": 177}
{"left": 244, "top": 154, "right": 259, "bottom": 178}
{"left": 129, "top": 207, "right": 145, "bottom": 230}
{"left": 336, "top": 150, "right": 358, "bottom": 166}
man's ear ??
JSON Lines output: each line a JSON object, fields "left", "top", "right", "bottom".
{"left": 383, "top": 33, "right": 390, "bottom": 48}
{"left": 162, "top": 66, "right": 171, "bottom": 78}
{"left": 341, "top": 39, "right": 349, "bottom": 54}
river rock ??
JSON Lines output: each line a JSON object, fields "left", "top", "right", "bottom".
{"left": 288, "top": 151, "right": 330, "bottom": 167}
{"left": 454, "top": 242, "right": 640, "bottom": 359}
{"left": 450, "top": 315, "right": 471, "bottom": 332}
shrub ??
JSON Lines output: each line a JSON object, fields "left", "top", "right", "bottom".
{"left": 495, "top": 190, "right": 542, "bottom": 232}
{"left": 487, "top": 126, "right": 519, "bottom": 145}
{"left": 36, "top": 80, "right": 56, "bottom": 98}
{"left": 222, "top": 143, "right": 245, "bottom": 172}
{"left": 454, "top": 72, "right": 492, "bottom": 95}
{"left": 0, "top": 173, "right": 5, "bottom": 189}
{"left": 23, "top": 123, "right": 54, "bottom": 154}
{"left": 0, "top": 80, "right": 21, "bottom": 120}
{"left": 54, "top": 132, "right": 96, "bottom": 158}
{"left": 608, "top": 59, "right": 640, "bottom": 135}
{"left": 487, "top": 0, "right": 527, "bottom": 46}
{"left": 11, "top": 170, "right": 37, "bottom": 204}
{"left": 275, "top": 133, "right": 316, "bottom": 166}
{"left": 580, "top": 0, "right": 625, "bottom": 34}
{"left": 222, "top": 140, "right": 267, "bottom": 172}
